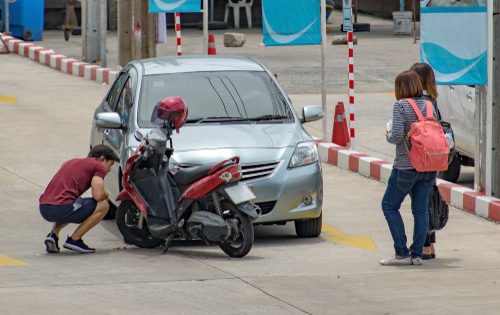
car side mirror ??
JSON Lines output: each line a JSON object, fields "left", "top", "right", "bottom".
{"left": 95, "top": 112, "right": 123, "bottom": 129}
{"left": 301, "top": 105, "right": 324, "bottom": 123}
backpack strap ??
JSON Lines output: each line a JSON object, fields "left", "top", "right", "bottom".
{"left": 405, "top": 98, "right": 425, "bottom": 121}
{"left": 425, "top": 100, "right": 434, "bottom": 118}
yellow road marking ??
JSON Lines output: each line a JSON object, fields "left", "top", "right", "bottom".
{"left": 385, "top": 92, "right": 396, "bottom": 98}
{"left": 0, "top": 96, "right": 17, "bottom": 104}
{"left": 0, "top": 255, "right": 29, "bottom": 267}
{"left": 321, "top": 224, "right": 378, "bottom": 252}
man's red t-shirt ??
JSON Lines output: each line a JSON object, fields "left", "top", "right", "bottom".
{"left": 39, "top": 158, "right": 107, "bottom": 205}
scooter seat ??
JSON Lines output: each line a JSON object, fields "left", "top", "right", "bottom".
{"left": 174, "top": 162, "right": 220, "bottom": 185}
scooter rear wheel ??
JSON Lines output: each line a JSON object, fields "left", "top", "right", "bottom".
{"left": 218, "top": 201, "right": 254, "bottom": 258}
{"left": 116, "top": 200, "right": 164, "bottom": 248}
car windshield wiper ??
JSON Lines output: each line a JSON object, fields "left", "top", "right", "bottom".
{"left": 247, "top": 114, "right": 289, "bottom": 121}
{"left": 186, "top": 116, "right": 248, "bottom": 124}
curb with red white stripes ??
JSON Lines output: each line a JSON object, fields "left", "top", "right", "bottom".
{"left": 315, "top": 140, "right": 500, "bottom": 223}
{"left": 0, "top": 32, "right": 117, "bottom": 85}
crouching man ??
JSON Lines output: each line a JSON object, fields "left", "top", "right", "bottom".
{"left": 39, "top": 145, "right": 119, "bottom": 253}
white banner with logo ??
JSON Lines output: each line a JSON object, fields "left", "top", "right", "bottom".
{"left": 420, "top": 1, "right": 487, "bottom": 85}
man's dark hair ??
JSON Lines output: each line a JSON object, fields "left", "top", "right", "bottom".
{"left": 88, "top": 145, "right": 120, "bottom": 162}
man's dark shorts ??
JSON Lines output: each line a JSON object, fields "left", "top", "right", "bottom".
{"left": 39, "top": 197, "right": 97, "bottom": 224}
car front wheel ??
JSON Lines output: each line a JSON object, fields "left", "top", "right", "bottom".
{"left": 295, "top": 213, "right": 322, "bottom": 238}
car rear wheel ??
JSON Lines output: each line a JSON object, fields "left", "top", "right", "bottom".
{"left": 439, "top": 153, "right": 461, "bottom": 183}
{"left": 295, "top": 213, "right": 322, "bottom": 238}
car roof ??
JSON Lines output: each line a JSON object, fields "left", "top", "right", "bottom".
{"left": 131, "top": 56, "right": 266, "bottom": 76}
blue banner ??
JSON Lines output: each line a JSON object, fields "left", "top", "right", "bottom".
{"left": 149, "top": 0, "right": 201, "bottom": 13}
{"left": 420, "top": 3, "right": 487, "bottom": 85}
{"left": 262, "top": 0, "right": 321, "bottom": 46}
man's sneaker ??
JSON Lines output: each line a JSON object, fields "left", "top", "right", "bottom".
{"left": 379, "top": 255, "right": 412, "bottom": 266}
{"left": 411, "top": 257, "right": 423, "bottom": 265}
{"left": 63, "top": 237, "right": 95, "bottom": 253}
{"left": 44, "top": 232, "right": 60, "bottom": 253}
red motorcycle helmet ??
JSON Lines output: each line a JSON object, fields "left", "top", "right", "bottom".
{"left": 156, "top": 96, "right": 188, "bottom": 133}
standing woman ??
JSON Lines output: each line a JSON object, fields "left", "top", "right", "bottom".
{"left": 411, "top": 63, "right": 439, "bottom": 260}
{"left": 380, "top": 70, "right": 438, "bottom": 266}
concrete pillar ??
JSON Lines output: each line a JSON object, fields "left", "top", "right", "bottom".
{"left": 131, "top": 0, "right": 156, "bottom": 62}
{"left": 108, "top": 0, "right": 118, "bottom": 31}
{"left": 118, "top": 0, "right": 132, "bottom": 67}
{"left": 82, "top": 0, "right": 107, "bottom": 66}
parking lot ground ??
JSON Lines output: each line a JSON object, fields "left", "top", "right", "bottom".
{"left": 33, "top": 11, "right": 417, "bottom": 94}
{"left": 1, "top": 46, "right": 500, "bottom": 314}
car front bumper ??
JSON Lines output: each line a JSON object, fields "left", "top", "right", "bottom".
{"left": 246, "top": 161, "right": 323, "bottom": 224}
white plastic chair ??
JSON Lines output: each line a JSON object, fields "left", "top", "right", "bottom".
{"left": 224, "top": 0, "right": 253, "bottom": 29}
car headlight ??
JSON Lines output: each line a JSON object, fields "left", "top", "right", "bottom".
{"left": 288, "top": 142, "right": 319, "bottom": 168}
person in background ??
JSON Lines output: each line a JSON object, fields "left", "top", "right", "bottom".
{"left": 379, "top": 70, "right": 438, "bottom": 266}
{"left": 39, "top": 145, "right": 119, "bottom": 254}
{"left": 411, "top": 62, "right": 440, "bottom": 260}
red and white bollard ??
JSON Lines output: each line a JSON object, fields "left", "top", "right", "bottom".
{"left": 175, "top": 12, "right": 182, "bottom": 56}
{"left": 347, "top": 31, "right": 355, "bottom": 148}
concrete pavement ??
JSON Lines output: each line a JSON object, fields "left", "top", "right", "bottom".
{"left": 24, "top": 11, "right": 418, "bottom": 94}
{"left": 1, "top": 43, "right": 500, "bottom": 314}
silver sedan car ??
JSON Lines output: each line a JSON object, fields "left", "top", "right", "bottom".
{"left": 90, "top": 56, "right": 324, "bottom": 237}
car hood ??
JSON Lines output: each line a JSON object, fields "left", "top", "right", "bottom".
{"left": 171, "top": 123, "right": 307, "bottom": 151}
{"left": 128, "top": 123, "right": 312, "bottom": 165}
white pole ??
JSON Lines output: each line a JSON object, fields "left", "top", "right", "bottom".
{"left": 4, "top": 0, "right": 9, "bottom": 34}
{"left": 486, "top": 0, "right": 493, "bottom": 195}
{"left": 320, "top": 0, "right": 328, "bottom": 141}
{"left": 203, "top": 0, "right": 208, "bottom": 54}
{"left": 99, "top": 0, "right": 107, "bottom": 67}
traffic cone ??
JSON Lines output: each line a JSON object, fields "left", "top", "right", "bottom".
{"left": 331, "top": 102, "right": 350, "bottom": 147}
{"left": 208, "top": 34, "right": 216, "bottom": 55}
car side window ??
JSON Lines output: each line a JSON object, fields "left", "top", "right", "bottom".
{"left": 106, "top": 73, "right": 128, "bottom": 111}
{"left": 115, "top": 78, "right": 133, "bottom": 125}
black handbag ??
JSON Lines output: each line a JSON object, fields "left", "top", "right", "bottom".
{"left": 428, "top": 184, "right": 449, "bottom": 231}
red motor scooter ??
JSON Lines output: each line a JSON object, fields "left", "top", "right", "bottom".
{"left": 115, "top": 97, "right": 260, "bottom": 258}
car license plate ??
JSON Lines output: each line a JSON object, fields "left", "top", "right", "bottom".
{"left": 225, "top": 185, "right": 256, "bottom": 205}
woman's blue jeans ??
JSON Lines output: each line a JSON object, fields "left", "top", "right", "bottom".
{"left": 381, "top": 168, "right": 437, "bottom": 258}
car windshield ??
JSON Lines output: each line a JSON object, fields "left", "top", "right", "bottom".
{"left": 138, "top": 71, "right": 293, "bottom": 127}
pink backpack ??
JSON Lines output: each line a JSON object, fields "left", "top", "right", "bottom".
{"left": 405, "top": 98, "right": 450, "bottom": 172}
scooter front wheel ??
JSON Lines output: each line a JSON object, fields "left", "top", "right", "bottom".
{"left": 116, "top": 200, "right": 164, "bottom": 248}
{"left": 218, "top": 201, "right": 254, "bottom": 258}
